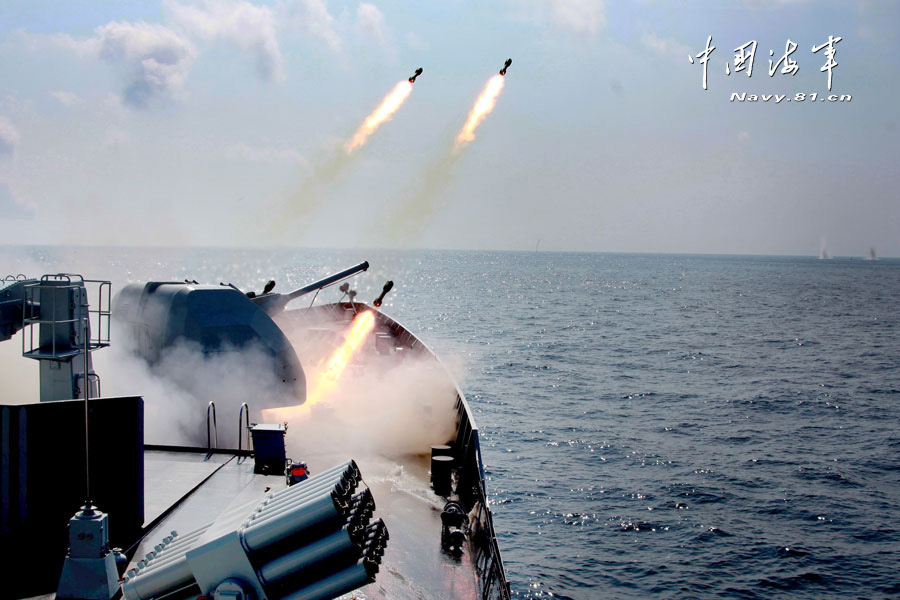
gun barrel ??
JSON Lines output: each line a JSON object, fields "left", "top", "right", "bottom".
{"left": 251, "top": 261, "right": 369, "bottom": 315}
{"left": 287, "top": 261, "right": 369, "bottom": 301}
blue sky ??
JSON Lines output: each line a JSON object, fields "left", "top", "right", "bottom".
{"left": 0, "top": 0, "right": 898, "bottom": 255}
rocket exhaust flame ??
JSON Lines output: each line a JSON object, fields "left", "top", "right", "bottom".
{"left": 262, "top": 310, "right": 376, "bottom": 423}
{"left": 345, "top": 81, "right": 414, "bottom": 154}
{"left": 454, "top": 74, "right": 505, "bottom": 152}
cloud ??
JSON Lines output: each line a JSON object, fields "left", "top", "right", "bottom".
{"left": 21, "top": 0, "right": 344, "bottom": 109}
{"left": 224, "top": 142, "right": 306, "bottom": 165}
{"left": 104, "top": 127, "right": 133, "bottom": 149}
{"left": 0, "top": 184, "right": 34, "bottom": 220}
{"left": 0, "top": 116, "right": 20, "bottom": 154}
{"left": 93, "top": 21, "right": 196, "bottom": 107}
{"left": 357, "top": 3, "right": 387, "bottom": 47}
{"left": 279, "top": 0, "right": 341, "bottom": 52}
{"left": 405, "top": 31, "right": 428, "bottom": 51}
{"left": 856, "top": 0, "right": 900, "bottom": 42}
{"left": 738, "top": 130, "right": 751, "bottom": 143}
{"left": 641, "top": 31, "right": 691, "bottom": 62}
{"left": 514, "top": 0, "right": 605, "bottom": 35}
{"left": 166, "top": 0, "right": 285, "bottom": 82}
{"left": 550, "top": 0, "right": 605, "bottom": 35}
{"left": 51, "top": 91, "right": 82, "bottom": 106}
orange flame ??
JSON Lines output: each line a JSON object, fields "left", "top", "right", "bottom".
{"left": 455, "top": 74, "right": 505, "bottom": 152}
{"left": 345, "top": 81, "right": 414, "bottom": 154}
{"left": 261, "top": 310, "right": 376, "bottom": 422}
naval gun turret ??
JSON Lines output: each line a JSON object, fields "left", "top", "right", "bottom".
{"left": 113, "top": 281, "right": 307, "bottom": 401}
{"left": 111, "top": 262, "right": 371, "bottom": 410}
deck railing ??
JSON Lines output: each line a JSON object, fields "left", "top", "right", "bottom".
{"left": 454, "top": 394, "right": 511, "bottom": 600}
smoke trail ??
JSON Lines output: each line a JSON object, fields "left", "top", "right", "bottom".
{"left": 374, "top": 74, "right": 508, "bottom": 245}
{"left": 378, "top": 152, "right": 460, "bottom": 244}
{"left": 454, "top": 74, "right": 505, "bottom": 152}
{"left": 345, "top": 81, "right": 414, "bottom": 154}
{"left": 273, "top": 80, "right": 416, "bottom": 242}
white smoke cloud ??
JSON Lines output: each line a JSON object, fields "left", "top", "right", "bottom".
{"left": 0, "top": 116, "right": 20, "bottom": 154}
{"left": 224, "top": 141, "right": 307, "bottom": 165}
{"left": 0, "top": 183, "right": 35, "bottom": 220}
{"left": 640, "top": 31, "right": 691, "bottom": 63}
{"left": 278, "top": 0, "right": 342, "bottom": 52}
{"left": 51, "top": 91, "right": 82, "bottom": 106}
{"left": 514, "top": 0, "right": 605, "bottom": 35}
{"left": 97, "top": 328, "right": 301, "bottom": 447}
{"left": 166, "top": 0, "right": 285, "bottom": 82}
{"left": 265, "top": 315, "right": 461, "bottom": 461}
{"left": 104, "top": 127, "right": 133, "bottom": 149}
{"left": 549, "top": 0, "right": 605, "bottom": 35}
{"left": 357, "top": 3, "right": 388, "bottom": 48}
{"left": 276, "top": 354, "right": 459, "bottom": 461}
{"left": 19, "top": 0, "right": 345, "bottom": 109}
{"left": 93, "top": 21, "right": 196, "bottom": 107}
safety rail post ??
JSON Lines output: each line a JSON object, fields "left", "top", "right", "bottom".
{"left": 238, "top": 403, "right": 251, "bottom": 451}
{"left": 207, "top": 402, "right": 217, "bottom": 451}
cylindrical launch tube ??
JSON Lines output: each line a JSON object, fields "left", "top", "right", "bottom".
{"left": 259, "top": 473, "right": 357, "bottom": 515}
{"left": 280, "top": 560, "right": 376, "bottom": 600}
{"left": 259, "top": 463, "right": 358, "bottom": 512}
{"left": 245, "top": 484, "right": 349, "bottom": 529}
{"left": 272, "top": 460, "right": 356, "bottom": 498}
{"left": 134, "top": 548, "right": 191, "bottom": 577}
{"left": 242, "top": 492, "right": 345, "bottom": 551}
{"left": 121, "top": 557, "right": 195, "bottom": 600}
{"left": 138, "top": 527, "right": 208, "bottom": 571}
{"left": 259, "top": 526, "right": 360, "bottom": 586}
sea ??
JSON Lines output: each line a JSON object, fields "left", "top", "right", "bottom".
{"left": 3, "top": 247, "right": 899, "bottom": 599}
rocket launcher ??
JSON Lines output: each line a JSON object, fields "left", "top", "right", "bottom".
{"left": 121, "top": 460, "right": 387, "bottom": 600}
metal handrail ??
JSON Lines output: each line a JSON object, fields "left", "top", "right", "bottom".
{"left": 207, "top": 402, "right": 217, "bottom": 450}
{"left": 454, "top": 393, "right": 511, "bottom": 600}
{"left": 238, "top": 403, "right": 250, "bottom": 451}
{"left": 21, "top": 276, "right": 111, "bottom": 359}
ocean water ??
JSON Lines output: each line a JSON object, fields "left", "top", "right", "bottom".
{"left": 4, "top": 248, "right": 899, "bottom": 599}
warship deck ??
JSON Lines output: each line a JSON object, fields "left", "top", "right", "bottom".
{"left": 131, "top": 448, "right": 479, "bottom": 599}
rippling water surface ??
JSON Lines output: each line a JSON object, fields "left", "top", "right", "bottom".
{"left": 5, "top": 248, "right": 900, "bottom": 599}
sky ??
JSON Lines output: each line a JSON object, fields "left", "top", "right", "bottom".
{"left": 0, "top": 0, "right": 898, "bottom": 256}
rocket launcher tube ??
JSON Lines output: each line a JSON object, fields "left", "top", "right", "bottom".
{"left": 140, "top": 527, "right": 206, "bottom": 561}
{"left": 268, "top": 461, "right": 358, "bottom": 499}
{"left": 122, "top": 556, "right": 195, "bottom": 600}
{"left": 255, "top": 476, "right": 355, "bottom": 517}
{"left": 134, "top": 544, "right": 194, "bottom": 576}
{"left": 242, "top": 492, "right": 347, "bottom": 551}
{"left": 255, "top": 479, "right": 356, "bottom": 520}
{"left": 260, "top": 468, "right": 359, "bottom": 512}
{"left": 258, "top": 526, "right": 361, "bottom": 586}
{"left": 244, "top": 482, "right": 356, "bottom": 529}
{"left": 133, "top": 524, "right": 214, "bottom": 576}
{"left": 248, "top": 462, "right": 358, "bottom": 522}
{"left": 258, "top": 461, "right": 357, "bottom": 508}
{"left": 140, "top": 478, "right": 360, "bottom": 579}
{"left": 280, "top": 559, "right": 377, "bottom": 600}
{"left": 244, "top": 488, "right": 344, "bottom": 534}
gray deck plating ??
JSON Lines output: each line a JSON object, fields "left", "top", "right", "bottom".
{"left": 143, "top": 452, "right": 234, "bottom": 524}
{"left": 133, "top": 449, "right": 479, "bottom": 599}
